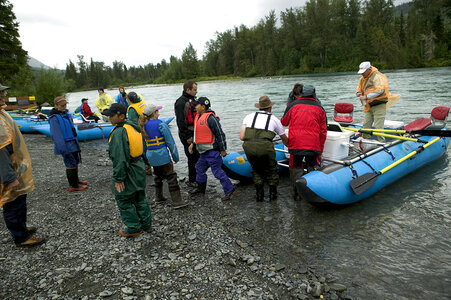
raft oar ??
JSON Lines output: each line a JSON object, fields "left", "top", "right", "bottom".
{"left": 343, "top": 127, "right": 428, "bottom": 143}
{"left": 349, "top": 127, "right": 451, "bottom": 137}
{"left": 350, "top": 137, "right": 441, "bottom": 195}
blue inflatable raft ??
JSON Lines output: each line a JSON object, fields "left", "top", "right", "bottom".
{"left": 222, "top": 106, "right": 450, "bottom": 205}
{"left": 31, "top": 116, "right": 174, "bottom": 142}
{"left": 297, "top": 134, "right": 449, "bottom": 205}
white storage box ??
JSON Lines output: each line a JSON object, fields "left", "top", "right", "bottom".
{"left": 323, "top": 131, "right": 350, "bottom": 160}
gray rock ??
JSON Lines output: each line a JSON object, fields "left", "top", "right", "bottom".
{"left": 99, "top": 290, "right": 113, "bottom": 297}
{"left": 236, "top": 240, "right": 248, "bottom": 248}
{"left": 329, "top": 283, "right": 347, "bottom": 292}
{"left": 194, "top": 263, "right": 205, "bottom": 271}
{"left": 121, "top": 287, "right": 134, "bottom": 295}
{"left": 311, "top": 283, "right": 323, "bottom": 297}
{"left": 275, "top": 263, "right": 285, "bottom": 271}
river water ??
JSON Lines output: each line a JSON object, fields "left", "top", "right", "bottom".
{"left": 66, "top": 67, "right": 451, "bottom": 299}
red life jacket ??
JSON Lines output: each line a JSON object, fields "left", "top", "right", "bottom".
{"left": 194, "top": 112, "right": 214, "bottom": 144}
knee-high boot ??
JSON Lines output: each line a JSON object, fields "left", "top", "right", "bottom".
{"left": 289, "top": 168, "right": 304, "bottom": 201}
{"left": 255, "top": 185, "right": 264, "bottom": 202}
{"left": 66, "top": 169, "right": 88, "bottom": 192}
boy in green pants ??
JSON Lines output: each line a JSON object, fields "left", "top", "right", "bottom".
{"left": 102, "top": 103, "right": 152, "bottom": 237}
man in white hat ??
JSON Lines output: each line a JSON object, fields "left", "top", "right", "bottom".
{"left": 355, "top": 61, "right": 393, "bottom": 142}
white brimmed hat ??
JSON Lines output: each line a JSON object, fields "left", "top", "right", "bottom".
{"left": 358, "top": 61, "right": 371, "bottom": 74}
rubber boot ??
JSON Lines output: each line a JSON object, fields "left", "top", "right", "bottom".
{"left": 67, "top": 169, "right": 88, "bottom": 192}
{"left": 155, "top": 185, "right": 167, "bottom": 202}
{"left": 269, "top": 185, "right": 278, "bottom": 201}
{"left": 170, "top": 190, "right": 188, "bottom": 209}
{"left": 289, "top": 168, "right": 304, "bottom": 201}
{"left": 255, "top": 185, "right": 264, "bottom": 202}
{"left": 192, "top": 182, "right": 207, "bottom": 196}
{"left": 75, "top": 168, "right": 88, "bottom": 185}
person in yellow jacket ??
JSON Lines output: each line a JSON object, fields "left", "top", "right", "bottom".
{"left": 0, "top": 84, "right": 46, "bottom": 247}
{"left": 96, "top": 88, "right": 114, "bottom": 121}
{"left": 355, "top": 61, "right": 400, "bottom": 142}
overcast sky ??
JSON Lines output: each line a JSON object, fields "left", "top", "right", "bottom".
{"left": 10, "top": 0, "right": 410, "bottom": 69}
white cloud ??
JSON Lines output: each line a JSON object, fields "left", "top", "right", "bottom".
{"left": 10, "top": 0, "right": 410, "bottom": 69}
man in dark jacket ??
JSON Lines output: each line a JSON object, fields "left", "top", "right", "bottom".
{"left": 281, "top": 85, "right": 327, "bottom": 201}
{"left": 174, "top": 80, "right": 199, "bottom": 187}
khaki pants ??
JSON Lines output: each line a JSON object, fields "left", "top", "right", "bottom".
{"left": 363, "top": 103, "right": 386, "bottom": 142}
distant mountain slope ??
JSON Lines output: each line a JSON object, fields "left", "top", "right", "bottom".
{"left": 27, "top": 56, "right": 51, "bottom": 70}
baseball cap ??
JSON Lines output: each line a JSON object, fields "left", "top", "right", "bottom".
{"left": 81, "top": 98, "right": 88, "bottom": 102}
{"left": 101, "top": 103, "right": 127, "bottom": 116}
{"left": 197, "top": 97, "right": 211, "bottom": 108}
{"left": 127, "top": 91, "right": 139, "bottom": 103}
{"left": 143, "top": 104, "right": 163, "bottom": 116}
{"left": 358, "top": 61, "right": 371, "bottom": 74}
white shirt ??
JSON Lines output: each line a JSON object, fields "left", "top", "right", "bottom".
{"left": 242, "top": 111, "right": 285, "bottom": 136}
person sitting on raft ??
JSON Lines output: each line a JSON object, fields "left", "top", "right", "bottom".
{"left": 80, "top": 98, "right": 100, "bottom": 123}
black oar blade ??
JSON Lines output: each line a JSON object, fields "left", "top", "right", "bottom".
{"left": 350, "top": 172, "right": 379, "bottom": 195}
{"left": 410, "top": 129, "right": 451, "bottom": 137}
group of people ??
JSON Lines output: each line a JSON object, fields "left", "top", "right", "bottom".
{"left": 0, "top": 61, "right": 396, "bottom": 246}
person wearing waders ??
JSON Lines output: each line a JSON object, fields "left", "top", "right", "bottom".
{"left": 239, "top": 96, "right": 287, "bottom": 201}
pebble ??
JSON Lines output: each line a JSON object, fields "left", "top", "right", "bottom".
{"left": 99, "top": 290, "right": 113, "bottom": 297}
{"left": 194, "top": 263, "right": 205, "bottom": 271}
{"left": 329, "top": 283, "right": 347, "bottom": 292}
{"left": 236, "top": 240, "right": 248, "bottom": 248}
{"left": 121, "top": 287, "right": 133, "bottom": 295}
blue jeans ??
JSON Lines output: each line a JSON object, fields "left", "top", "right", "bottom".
{"left": 2, "top": 194, "right": 30, "bottom": 243}
{"left": 62, "top": 152, "right": 80, "bottom": 168}
{"left": 196, "top": 150, "right": 234, "bottom": 194}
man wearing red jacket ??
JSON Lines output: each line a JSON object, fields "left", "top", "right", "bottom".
{"left": 280, "top": 84, "right": 327, "bottom": 201}
{"left": 80, "top": 98, "right": 100, "bottom": 123}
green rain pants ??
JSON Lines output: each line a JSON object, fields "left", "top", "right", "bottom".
{"left": 115, "top": 190, "right": 152, "bottom": 233}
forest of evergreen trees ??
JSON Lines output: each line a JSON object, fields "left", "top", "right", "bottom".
{"left": 1, "top": 0, "right": 450, "bottom": 99}
{"left": 63, "top": 0, "right": 450, "bottom": 91}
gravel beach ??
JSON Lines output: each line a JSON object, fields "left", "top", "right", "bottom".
{"left": 1, "top": 134, "right": 352, "bottom": 300}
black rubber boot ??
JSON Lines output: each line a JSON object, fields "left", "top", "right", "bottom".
{"left": 155, "top": 185, "right": 167, "bottom": 202}
{"left": 289, "top": 168, "right": 304, "bottom": 201}
{"left": 269, "top": 185, "right": 278, "bottom": 201}
{"left": 170, "top": 190, "right": 188, "bottom": 209}
{"left": 255, "top": 185, "right": 264, "bottom": 202}
{"left": 192, "top": 182, "right": 207, "bottom": 196}
{"left": 66, "top": 169, "right": 87, "bottom": 192}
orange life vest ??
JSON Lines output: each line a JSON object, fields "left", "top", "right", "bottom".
{"left": 194, "top": 112, "right": 215, "bottom": 144}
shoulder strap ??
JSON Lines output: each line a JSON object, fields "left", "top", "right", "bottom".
{"left": 264, "top": 113, "right": 272, "bottom": 131}
{"left": 251, "top": 112, "right": 271, "bottom": 130}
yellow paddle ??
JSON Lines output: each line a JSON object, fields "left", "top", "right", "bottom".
{"left": 350, "top": 137, "right": 441, "bottom": 194}
{"left": 343, "top": 127, "right": 428, "bottom": 143}
{"left": 349, "top": 127, "right": 451, "bottom": 137}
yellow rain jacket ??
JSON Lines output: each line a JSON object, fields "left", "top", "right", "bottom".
{"left": 356, "top": 67, "right": 400, "bottom": 112}
{"left": 0, "top": 108, "right": 34, "bottom": 206}
{"left": 96, "top": 93, "right": 114, "bottom": 113}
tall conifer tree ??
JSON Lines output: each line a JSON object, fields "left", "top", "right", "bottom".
{"left": 0, "top": 0, "right": 28, "bottom": 83}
